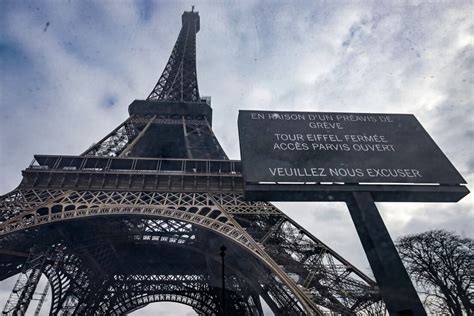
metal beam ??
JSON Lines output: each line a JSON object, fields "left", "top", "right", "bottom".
{"left": 244, "top": 183, "right": 469, "bottom": 202}
{"left": 346, "top": 192, "right": 426, "bottom": 316}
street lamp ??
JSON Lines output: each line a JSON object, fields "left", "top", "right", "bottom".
{"left": 220, "top": 245, "right": 227, "bottom": 315}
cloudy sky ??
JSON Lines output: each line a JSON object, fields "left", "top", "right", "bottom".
{"left": 0, "top": 0, "right": 473, "bottom": 314}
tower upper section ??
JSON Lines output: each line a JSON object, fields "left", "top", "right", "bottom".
{"left": 84, "top": 9, "right": 226, "bottom": 159}
{"left": 147, "top": 9, "right": 201, "bottom": 102}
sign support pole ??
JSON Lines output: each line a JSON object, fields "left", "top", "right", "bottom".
{"left": 346, "top": 191, "right": 426, "bottom": 316}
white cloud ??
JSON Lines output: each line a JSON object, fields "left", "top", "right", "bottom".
{"left": 1, "top": 1, "right": 472, "bottom": 314}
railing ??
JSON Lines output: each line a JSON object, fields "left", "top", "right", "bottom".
{"left": 29, "top": 155, "right": 242, "bottom": 175}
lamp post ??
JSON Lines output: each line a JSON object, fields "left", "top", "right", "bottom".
{"left": 220, "top": 245, "right": 227, "bottom": 316}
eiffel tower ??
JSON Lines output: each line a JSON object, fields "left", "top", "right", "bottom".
{"left": 1, "top": 9, "right": 381, "bottom": 315}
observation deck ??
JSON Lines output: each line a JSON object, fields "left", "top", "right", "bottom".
{"left": 22, "top": 155, "right": 242, "bottom": 192}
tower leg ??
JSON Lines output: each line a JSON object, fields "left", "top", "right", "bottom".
{"left": 346, "top": 192, "right": 426, "bottom": 316}
{"left": 33, "top": 282, "right": 50, "bottom": 316}
{"left": 2, "top": 249, "right": 49, "bottom": 316}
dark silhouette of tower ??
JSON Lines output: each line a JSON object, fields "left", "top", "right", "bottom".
{"left": 1, "top": 9, "right": 380, "bottom": 315}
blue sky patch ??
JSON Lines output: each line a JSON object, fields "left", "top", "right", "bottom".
{"left": 136, "top": 0, "right": 155, "bottom": 22}
{"left": 103, "top": 95, "right": 118, "bottom": 109}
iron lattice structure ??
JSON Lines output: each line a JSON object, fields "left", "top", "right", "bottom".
{"left": 0, "top": 10, "right": 381, "bottom": 315}
{"left": 147, "top": 10, "right": 201, "bottom": 102}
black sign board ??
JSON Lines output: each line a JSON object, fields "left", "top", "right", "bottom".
{"left": 238, "top": 110, "right": 466, "bottom": 185}
{"left": 238, "top": 110, "right": 469, "bottom": 315}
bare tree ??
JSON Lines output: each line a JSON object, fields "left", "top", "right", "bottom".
{"left": 396, "top": 230, "right": 473, "bottom": 316}
{"left": 362, "top": 300, "right": 387, "bottom": 316}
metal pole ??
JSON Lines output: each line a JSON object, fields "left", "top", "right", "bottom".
{"left": 346, "top": 191, "right": 426, "bottom": 316}
{"left": 220, "top": 245, "right": 226, "bottom": 316}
